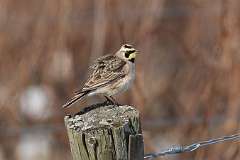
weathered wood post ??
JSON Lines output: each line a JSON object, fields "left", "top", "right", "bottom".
{"left": 64, "top": 104, "right": 144, "bottom": 160}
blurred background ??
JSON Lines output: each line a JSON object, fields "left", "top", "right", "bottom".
{"left": 0, "top": 0, "right": 240, "bottom": 160}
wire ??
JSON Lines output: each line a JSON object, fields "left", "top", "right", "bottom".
{"left": 144, "top": 133, "right": 240, "bottom": 159}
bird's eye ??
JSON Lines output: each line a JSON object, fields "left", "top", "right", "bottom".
{"left": 125, "top": 52, "right": 130, "bottom": 58}
{"left": 125, "top": 50, "right": 135, "bottom": 58}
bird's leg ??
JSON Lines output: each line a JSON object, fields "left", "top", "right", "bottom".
{"left": 110, "top": 96, "right": 120, "bottom": 106}
{"left": 104, "top": 96, "right": 115, "bottom": 105}
{"left": 104, "top": 96, "right": 120, "bottom": 106}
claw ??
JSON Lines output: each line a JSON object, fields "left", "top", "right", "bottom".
{"left": 104, "top": 96, "right": 120, "bottom": 106}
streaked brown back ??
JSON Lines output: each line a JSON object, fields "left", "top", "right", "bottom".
{"left": 82, "top": 55, "right": 127, "bottom": 91}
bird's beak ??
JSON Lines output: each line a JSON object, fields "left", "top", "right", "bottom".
{"left": 135, "top": 50, "right": 139, "bottom": 55}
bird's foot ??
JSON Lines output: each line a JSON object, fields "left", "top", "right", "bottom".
{"left": 104, "top": 96, "right": 120, "bottom": 106}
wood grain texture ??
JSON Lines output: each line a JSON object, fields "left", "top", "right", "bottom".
{"left": 64, "top": 105, "right": 144, "bottom": 160}
{"left": 128, "top": 134, "right": 144, "bottom": 160}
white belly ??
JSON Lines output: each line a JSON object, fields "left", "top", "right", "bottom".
{"left": 108, "top": 71, "right": 135, "bottom": 96}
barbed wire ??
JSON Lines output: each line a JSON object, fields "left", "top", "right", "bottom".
{"left": 144, "top": 132, "right": 240, "bottom": 159}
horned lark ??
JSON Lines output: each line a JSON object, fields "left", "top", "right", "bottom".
{"left": 62, "top": 44, "right": 139, "bottom": 108}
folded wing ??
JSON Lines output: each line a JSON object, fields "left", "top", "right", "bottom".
{"left": 79, "top": 55, "right": 126, "bottom": 93}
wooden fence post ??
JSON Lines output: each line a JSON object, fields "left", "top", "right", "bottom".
{"left": 64, "top": 104, "right": 144, "bottom": 160}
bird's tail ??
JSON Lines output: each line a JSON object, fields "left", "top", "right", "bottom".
{"left": 62, "top": 90, "right": 90, "bottom": 108}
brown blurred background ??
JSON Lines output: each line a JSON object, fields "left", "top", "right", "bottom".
{"left": 0, "top": 0, "right": 240, "bottom": 160}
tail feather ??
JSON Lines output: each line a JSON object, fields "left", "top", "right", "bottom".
{"left": 62, "top": 91, "right": 89, "bottom": 108}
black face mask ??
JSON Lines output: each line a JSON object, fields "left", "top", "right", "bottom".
{"left": 125, "top": 50, "right": 135, "bottom": 58}
{"left": 129, "top": 58, "right": 135, "bottom": 63}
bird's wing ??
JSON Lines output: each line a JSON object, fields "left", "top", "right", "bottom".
{"left": 89, "top": 54, "right": 113, "bottom": 69}
{"left": 81, "top": 55, "right": 127, "bottom": 92}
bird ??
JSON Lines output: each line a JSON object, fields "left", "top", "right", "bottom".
{"left": 62, "top": 44, "right": 139, "bottom": 108}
